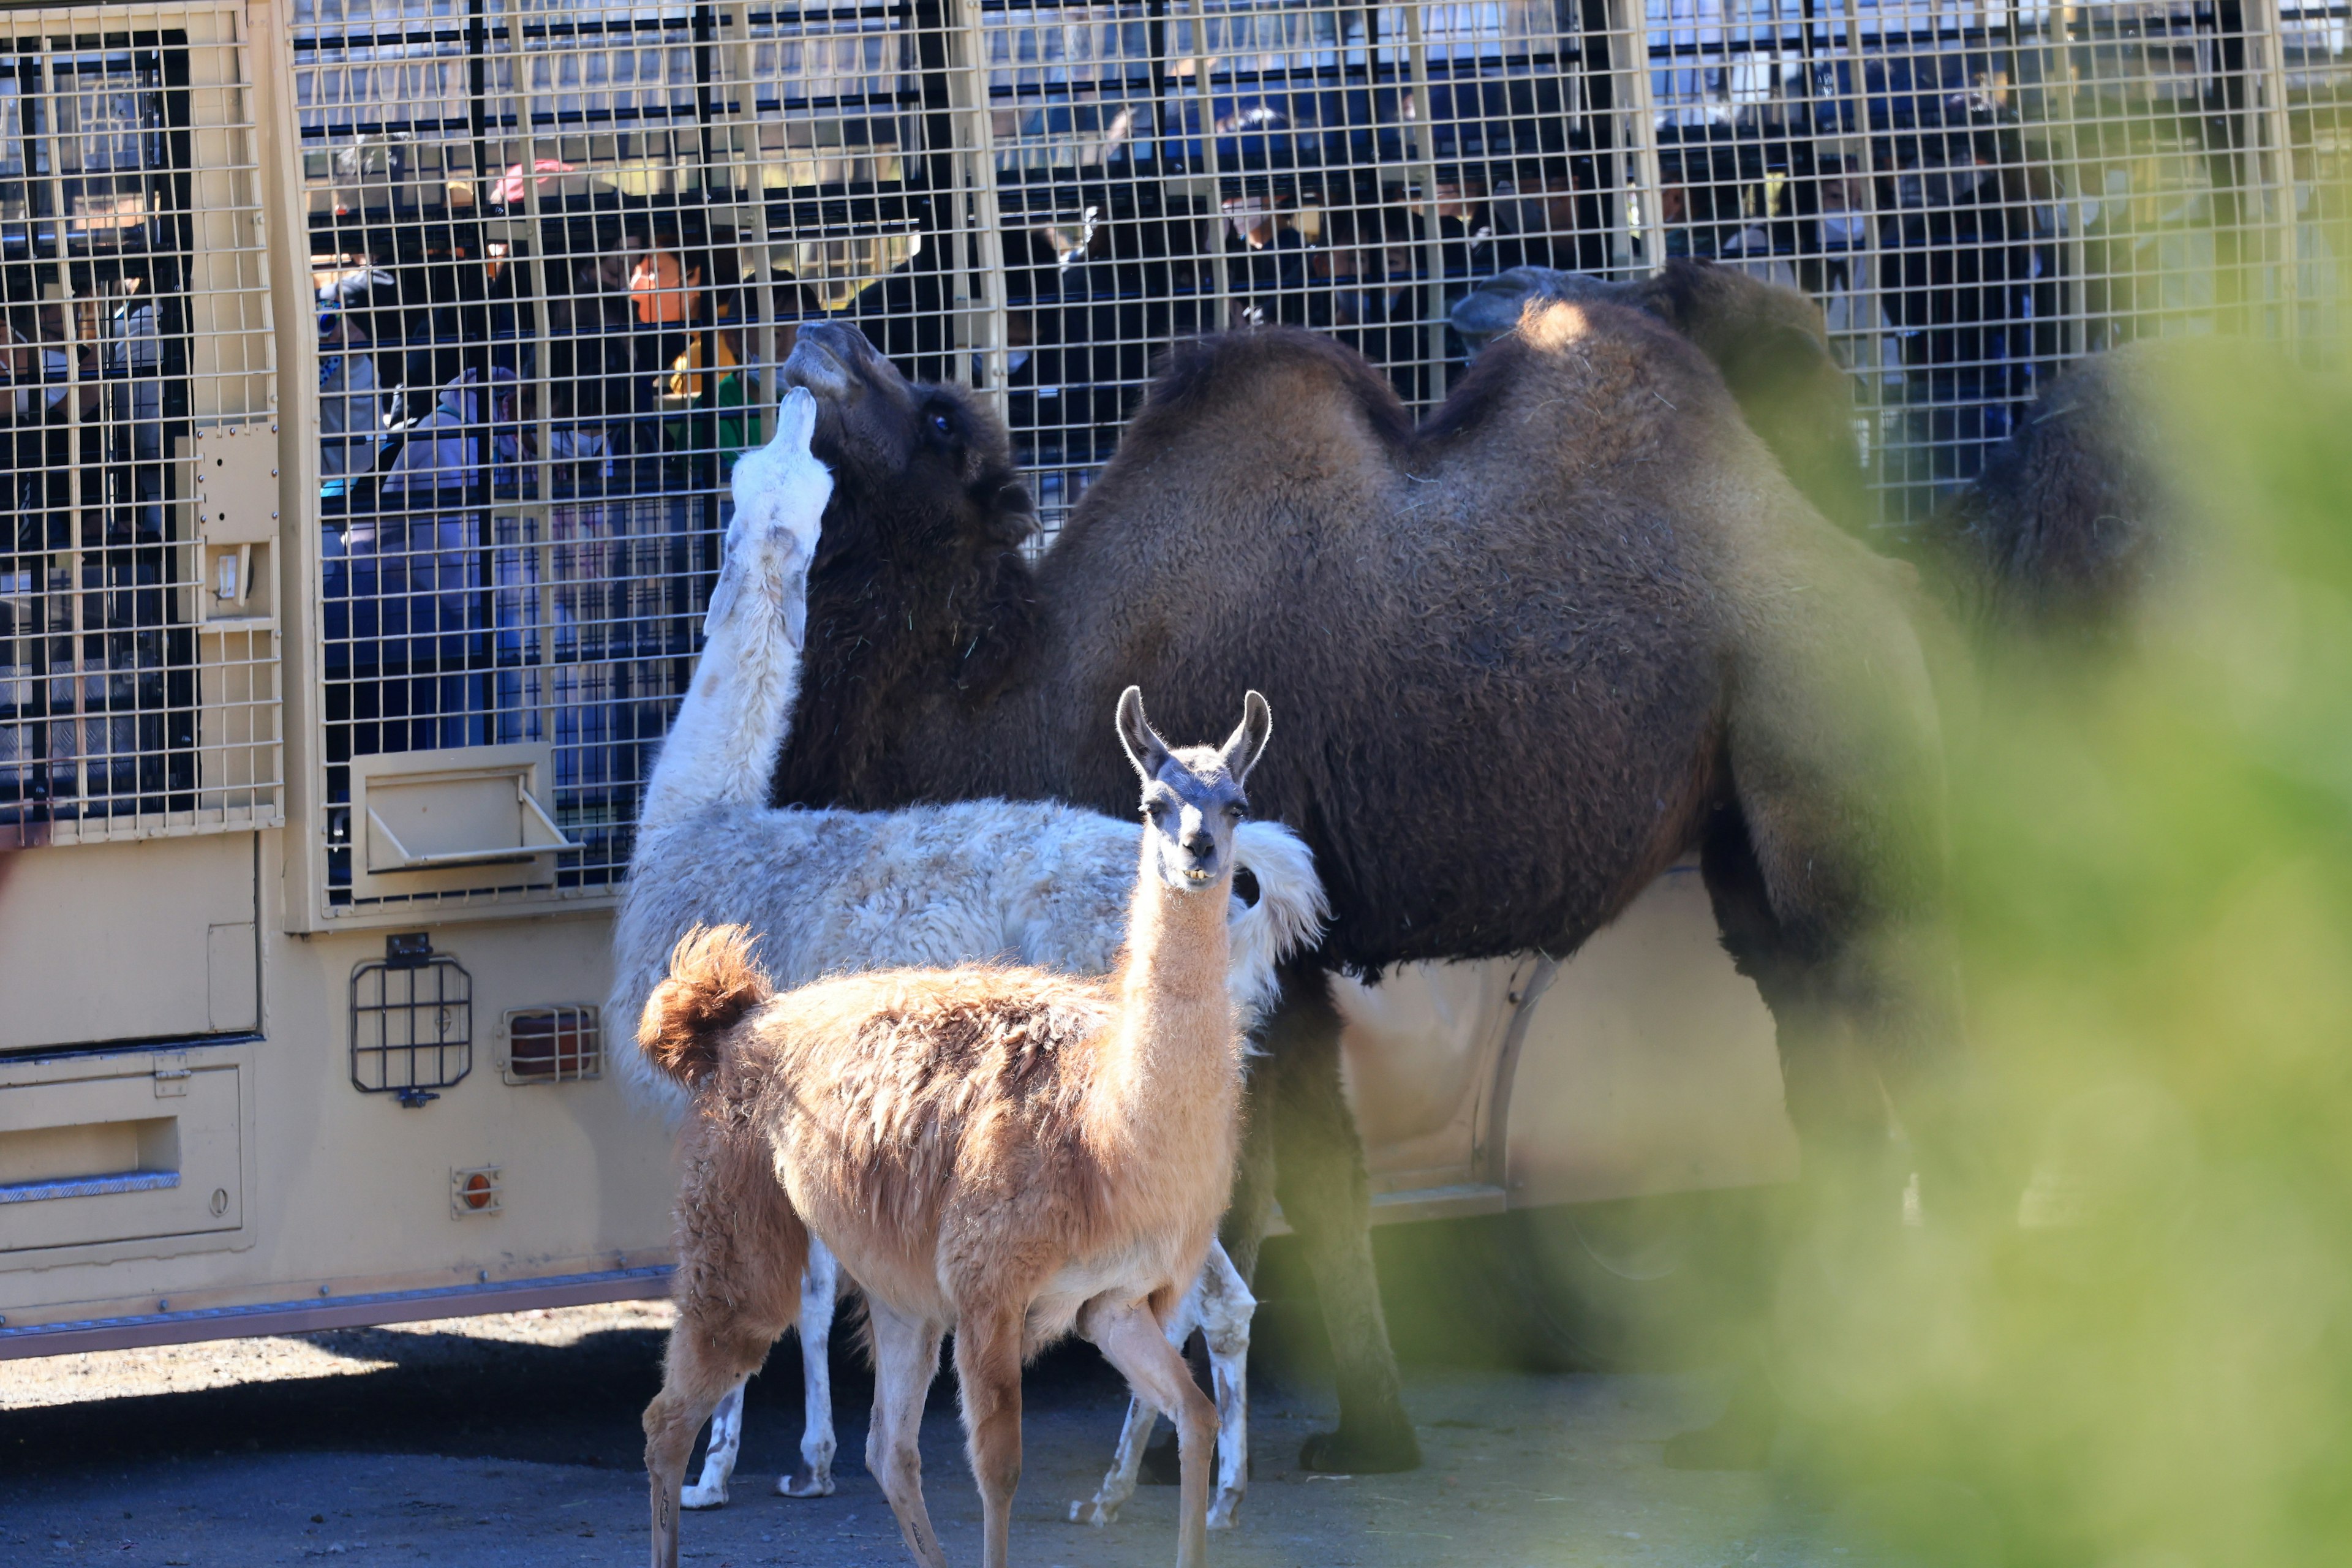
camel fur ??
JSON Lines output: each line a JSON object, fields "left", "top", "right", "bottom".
{"left": 639, "top": 690, "right": 1277, "bottom": 1568}
{"left": 772, "top": 308, "right": 1956, "bottom": 1469}
{"left": 611, "top": 389, "right": 1319, "bottom": 1523}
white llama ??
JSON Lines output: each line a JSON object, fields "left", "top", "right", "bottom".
{"left": 609, "top": 387, "right": 1322, "bottom": 1529}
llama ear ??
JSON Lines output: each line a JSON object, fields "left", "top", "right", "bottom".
{"left": 1222, "top": 691, "right": 1273, "bottom": 783}
{"left": 1116, "top": 686, "right": 1171, "bottom": 783}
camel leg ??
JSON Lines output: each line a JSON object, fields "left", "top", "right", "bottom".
{"left": 1085, "top": 1296, "right": 1218, "bottom": 1568}
{"left": 680, "top": 1381, "right": 747, "bottom": 1509}
{"left": 1672, "top": 615, "right": 1966, "bottom": 1471}
{"left": 780, "top": 1240, "right": 841, "bottom": 1498}
{"left": 1195, "top": 1241, "right": 1256, "bottom": 1529}
{"left": 955, "top": 1305, "right": 1028, "bottom": 1568}
{"left": 1262, "top": 970, "right": 1420, "bottom": 1474}
{"left": 865, "top": 1299, "right": 948, "bottom": 1568}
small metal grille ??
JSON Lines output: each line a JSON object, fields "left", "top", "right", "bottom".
{"left": 450, "top": 1162, "right": 502, "bottom": 1214}
{"left": 350, "top": 932, "right": 473, "bottom": 1102}
{"left": 499, "top": 1003, "right": 600, "bottom": 1082}
{"left": 285, "top": 0, "right": 2346, "bottom": 912}
{"left": 0, "top": 11, "right": 279, "bottom": 849}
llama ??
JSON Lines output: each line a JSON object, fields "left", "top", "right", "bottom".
{"left": 639, "top": 688, "right": 1276, "bottom": 1568}
{"left": 610, "top": 388, "right": 1319, "bottom": 1525}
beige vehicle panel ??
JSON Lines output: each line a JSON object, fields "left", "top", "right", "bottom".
{"left": 0, "top": 835, "right": 258, "bottom": 1052}
{"left": 1337, "top": 865, "right": 1797, "bottom": 1213}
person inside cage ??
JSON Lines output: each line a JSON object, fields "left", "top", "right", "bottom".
{"left": 628, "top": 228, "right": 756, "bottom": 472}
{"left": 1879, "top": 89, "right": 2057, "bottom": 492}
{"left": 1220, "top": 179, "right": 1310, "bottom": 327}
{"left": 317, "top": 270, "right": 396, "bottom": 486}
{"left": 1482, "top": 154, "right": 1605, "bottom": 279}
{"left": 1309, "top": 202, "right": 1431, "bottom": 405}
{"left": 322, "top": 363, "right": 522, "bottom": 757}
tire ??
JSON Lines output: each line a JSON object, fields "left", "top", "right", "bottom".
{"left": 1484, "top": 1188, "right": 1780, "bottom": 1373}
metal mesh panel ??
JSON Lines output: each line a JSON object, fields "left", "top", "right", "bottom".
{"left": 0, "top": 9, "right": 278, "bottom": 848}
{"left": 287, "top": 0, "right": 2346, "bottom": 912}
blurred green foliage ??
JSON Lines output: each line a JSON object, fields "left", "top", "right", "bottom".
{"left": 1800, "top": 345, "right": 2352, "bottom": 1568}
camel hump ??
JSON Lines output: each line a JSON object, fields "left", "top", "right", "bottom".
{"left": 1137, "top": 327, "right": 1414, "bottom": 451}
{"left": 641, "top": 924, "right": 774, "bottom": 1088}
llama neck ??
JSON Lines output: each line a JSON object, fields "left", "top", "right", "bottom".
{"left": 639, "top": 546, "right": 806, "bottom": 829}
{"left": 1098, "top": 851, "right": 1241, "bottom": 1136}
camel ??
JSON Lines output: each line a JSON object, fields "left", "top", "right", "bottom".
{"left": 638, "top": 688, "right": 1278, "bottom": 1568}
{"left": 1452, "top": 258, "right": 1871, "bottom": 533}
{"left": 1452, "top": 260, "right": 2177, "bottom": 635}
{"left": 611, "top": 388, "right": 1321, "bottom": 1524}
{"left": 772, "top": 303, "right": 1955, "bottom": 1470}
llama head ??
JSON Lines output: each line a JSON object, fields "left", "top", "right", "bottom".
{"left": 1117, "top": 687, "right": 1273, "bottom": 894}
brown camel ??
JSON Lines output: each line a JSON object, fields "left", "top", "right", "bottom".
{"left": 639, "top": 690, "right": 1273, "bottom": 1568}
{"left": 775, "top": 301, "right": 1955, "bottom": 1469}
{"left": 1452, "top": 260, "right": 2182, "bottom": 637}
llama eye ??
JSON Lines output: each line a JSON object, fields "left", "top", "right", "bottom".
{"left": 1224, "top": 804, "right": 1246, "bottom": 822}
{"left": 929, "top": 410, "right": 953, "bottom": 437}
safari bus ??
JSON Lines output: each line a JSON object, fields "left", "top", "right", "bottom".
{"left": 2, "top": 0, "right": 2340, "bottom": 1363}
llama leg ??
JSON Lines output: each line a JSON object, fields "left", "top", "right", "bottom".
{"left": 864, "top": 1299, "right": 948, "bottom": 1568}
{"left": 1196, "top": 1240, "right": 1256, "bottom": 1529}
{"left": 1085, "top": 1297, "right": 1219, "bottom": 1568}
{"left": 647, "top": 1136, "right": 807, "bottom": 1566}
{"left": 954, "top": 1306, "right": 1027, "bottom": 1568}
{"left": 1263, "top": 972, "right": 1420, "bottom": 1474}
{"left": 780, "top": 1239, "right": 841, "bottom": 1497}
{"left": 1067, "top": 1389, "right": 1159, "bottom": 1526}
{"left": 646, "top": 1316, "right": 791, "bottom": 1568}
{"left": 680, "top": 1380, "right": 747, "bottom": 1509}
{"left": 1068, "top": 1282, "right": 1197, "bottom": 1526}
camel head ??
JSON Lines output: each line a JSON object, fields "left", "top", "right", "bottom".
{"left": 780, "top": 320, "right": 1035, "bottom": 564}
{"left": 1116, "top": 687, "right": 1272, "bottom": 894}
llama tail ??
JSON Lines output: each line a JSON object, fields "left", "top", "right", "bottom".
{"left": 1227, "top": 821, "right": 1329, "bottom": 1027}
{"left": 639, "top": 924, "right": 773, "bottom": 1089}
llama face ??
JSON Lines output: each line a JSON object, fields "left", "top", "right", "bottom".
{"left": 1117, "top": 688, "right": 1273, "bottom": 893}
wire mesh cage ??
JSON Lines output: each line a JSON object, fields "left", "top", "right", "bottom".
{"left": 283, "top": 0, "right": 2348, "bottom": 913}
{"left": 0, "top": 7, "right": 279, "bottom": 850}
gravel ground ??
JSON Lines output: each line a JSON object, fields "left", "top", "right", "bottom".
{"left": 0, "top": 1301, "right": 1894, "bottom": 1567}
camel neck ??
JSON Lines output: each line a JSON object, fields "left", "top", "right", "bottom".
{"left": 1098, "top": 853, "right": 1240, "bottom": 1135}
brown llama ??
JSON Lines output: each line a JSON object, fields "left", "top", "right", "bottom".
{"left": 639, "top": 688, "right": 1273, "bottom": 1568}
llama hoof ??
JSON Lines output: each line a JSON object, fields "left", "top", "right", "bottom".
{"left": 678, "top": 1482, "right": 729, "bottom": 1511}
{"left": 1067, "top": 1498, "right": 1120, "bottom": 1526}
{"left": 1207, "top": 1490, "right": 1244, "bottom": 1531}
{"left": 775, "top": 1467, "right": 836, "bottom": 1499}
{"left": 1297, "top": 1419, "right": 1421, "bottom": 1474}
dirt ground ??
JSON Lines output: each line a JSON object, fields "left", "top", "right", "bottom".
{"left": 0, "top": 1300, "right": 1893, "bottom": 1567}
